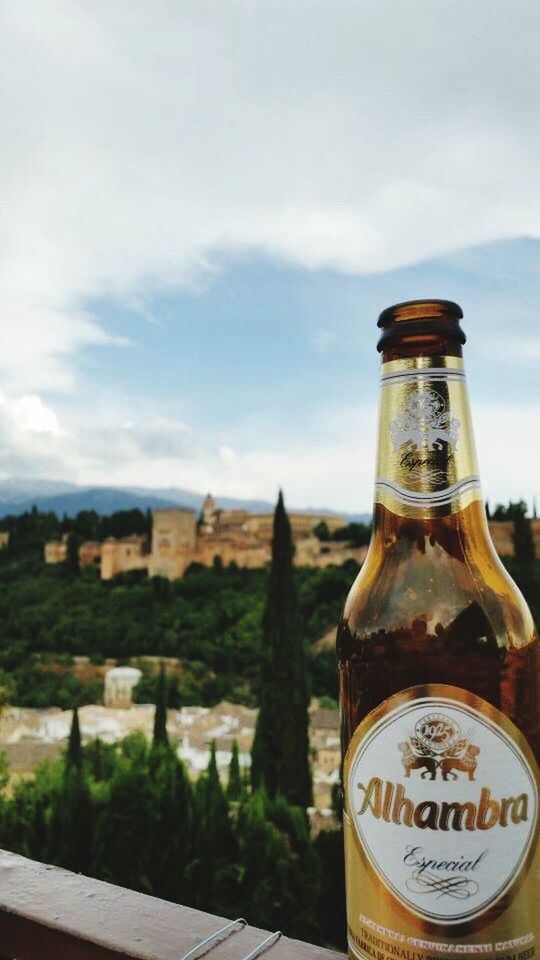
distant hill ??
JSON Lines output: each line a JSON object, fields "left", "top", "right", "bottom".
{"left": 0, "top": 477, "right": 371, "bottom": 523}
{"left": 0, "top": 477, "right": 78, "bottom": 506}
{"left": 126, "top": 485, "right": 279, "bottom": 514}
{"left": 0, "top": 488, "right": 181, "bottom": 518}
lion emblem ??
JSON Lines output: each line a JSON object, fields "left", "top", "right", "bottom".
{"left": 390, "top": 388, "right": 460, "bottom": 454}
{"left": 400, "top": 713, "right": 479, "bottom": 782}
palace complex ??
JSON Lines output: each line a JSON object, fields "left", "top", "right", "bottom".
{"left": 43, "top": 495, "right": 366, "bottom": 580}
{"left": 42, "top": 496, "right": 540, "bottom": 581}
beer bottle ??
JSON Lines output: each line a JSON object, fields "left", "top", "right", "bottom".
{"left": 337, "top": 300, "right": 539, "bottom": 960}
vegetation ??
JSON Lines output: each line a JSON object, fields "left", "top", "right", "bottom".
{"left": 0, "top": 500, "right": 350, "bottom": 946}
{"left": 314, "top": 520, "right": 371, "bottom": 547}
{"left": 490, "top": 499, "right": 534, "bottom": 523}
{"left": 511, "top": 501, "right": 536, "bottom": 565}
{"left": 251, "top": 492, "right": 312, "bottom": 807}
{"left": 153, "top": 662, "right": 169, "bottom": 747}
{"left": 0, "top": 506, "right": 151, "bottom": 551}
{"left": 0, "top": 724, "right": 340, "bottom": 948}
{"left": 0, "top": 508, "right": 357, "bottom": 709}
{"left": 226, "top": 740, "right": 243, "bottom": 801}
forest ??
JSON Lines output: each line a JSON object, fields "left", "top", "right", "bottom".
{"left": 0, "top": 713, "right": 346, "bottom": 949}
{"left": 0, "top": 507, "right": 357, "bottom": 710}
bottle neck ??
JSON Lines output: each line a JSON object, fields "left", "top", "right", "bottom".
{"left": 373, "top": 350, "right": 483, "bottom": 524}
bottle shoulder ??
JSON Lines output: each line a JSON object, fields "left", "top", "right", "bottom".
{"left": 339, "top": 509, "right": 537, "bottom": 657}
{"left": 336, "top": 516, "right": 540, "bottom": 755}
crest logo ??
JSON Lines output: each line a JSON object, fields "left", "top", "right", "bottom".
{"left": 399, "top": 712, "right": 479, "bottom": 782}
{"left": 390, "top": 389, "right": 460, "bottom": 484}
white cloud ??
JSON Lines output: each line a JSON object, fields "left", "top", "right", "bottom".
{"left": 0, "top": 392, "right": 73, "bottom": 478}
{"left": 201, "top": 401, "right": 540, "bottom": 513}
{"left": 85, "top": 417, "right": 197, "bottom": 465}
{"left": 0, "top": 1, "right": 539, "bottom": 507}
{"left": 0, "top": 394, "right": 197, "bottom": 484}
{"left": 218, "top": 445, "right": 238, "bottom": 466}
{"left": 0, "top": 304, "right": 125, "bottom": 394}
{"left": 10, "top": 395, "right": 61, "bottom": 435}
{"left": 1, "top": 0, "right": 540, "bottom": 395}
{"left": 474, "top": 402, "right": 540, "bottom": 509}
{"left": 0, "top": 388, "right": 537, "bottom": 513}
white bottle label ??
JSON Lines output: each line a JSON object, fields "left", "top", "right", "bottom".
{"left": 345, "top": 688, "right": 538, "bottom": 926}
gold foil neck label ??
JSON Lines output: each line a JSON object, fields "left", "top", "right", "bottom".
{"left": 375, "top": 356, "right": 482, "bottom": 518}
{"left": 343, "top": 685, "right": 539, "bottom": 960}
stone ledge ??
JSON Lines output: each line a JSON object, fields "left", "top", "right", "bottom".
{"left": 0, "top": 849, "right": 342, "bottom": 960}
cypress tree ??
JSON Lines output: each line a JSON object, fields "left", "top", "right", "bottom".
{"left": 235, "top": 788, "right": 320, "bottom": 940}
{"left": 207, "top": 739, "right": 220, "bottom": 787}
{"left": 51, "top": 766, "right": 94, "bottom": 873}
{"left": 251, "top": 491, "right": 312, "bottom": 807}
{"left": 92, "top": 739, "right": 155, "bottom": 891}
{"left": 47, "top": 710, "right": 95, "bottom": 874}
{"left": 512, "top": 502, "right": 535, "bottom": 565}
{"left": 147, "top": 746, "right": 194, "bottom": 903}
{"left": 227, "top": 739, "right": 243, "bottom": 801}
{"left": 0, "top": 750, "right": 8, "bottom": 790}
{"left": 313, "top": 827, "right": 346, "bottom": 949}
{"left": 152, "top": 662, "right": 169, "bottom": 748}
{"left": 65, "top": 532, "right": 80, "bottom": 575}
{"left": 66, "top": 706, "right": 82, "bottom": 769}
{"left": 190, "top": 741, "right": 238, "bottom": 914}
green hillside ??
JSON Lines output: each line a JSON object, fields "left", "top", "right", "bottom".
{"left": 0, "top": 509, "right": 357, "bottom": 709}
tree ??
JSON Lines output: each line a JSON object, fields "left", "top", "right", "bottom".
{"left": 65, "top": 533, "right": 80, "bottom": 575}
{"left": 332, "top": 522, "right": 371, "bottom": 546}
{"left": 27, "top": 712, "right": 92, "bottom": 873}
{"left": 190, "top": 741, "right": 239, "bottom": 915}
{"left": 92, "top": 742, "right": 156, "bottom": 892}
{"left": 0, "top": 750, "right": 9, "bottom": 791}
{"left": 251, "top": 491, "right": 312, "bottom": 808}
{"left": 49, "top": 764, "right": 94, "bottom": 873}
{"left": 152, "top": 662, "right": 169, "bottom": 748}
{"left": 147, "top": 747, "right": 194, "bottom": 903}
{"left": 0, "top": 670, "right": 15, "bottom": 712}
{"left": 512, "top": 501, "right": 536, "bottom": 565}
{"left": 313, "top": 521, "right": 330, "bottom": 542}
{"left": 313, "top": 827, "right": 346, "bottom": 950}
{"left": 227, "top": 739, "right": 243, "bottom": 800}
{"left": 66, "top": 706, "right": 82, "bottom": 769}
{"left": 0, "top": 761, "right": 59, "bottom": 862}
{"left": 235, "top": 788, "right": 320, "bottom": 941}
{"left": 84, "top": 738, "right": 117, "bottom": 781}
{"left": 73, "top": 510, "right": 101, "bottom": 540}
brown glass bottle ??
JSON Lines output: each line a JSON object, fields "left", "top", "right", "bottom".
{"left": 338, "top": 301, "right": 539, "bottom": 960}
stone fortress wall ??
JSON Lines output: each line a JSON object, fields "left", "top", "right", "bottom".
{"left": 43, "top": 494, "right": 365, "bottom": 580}
{"left": 42, "top": 497, "right": 540, "bottom": 582}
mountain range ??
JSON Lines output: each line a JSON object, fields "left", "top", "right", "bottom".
{"left": 0, "top": 478, "right": 371, "bottom": 523}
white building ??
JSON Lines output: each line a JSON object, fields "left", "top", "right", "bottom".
{"left": 104, "top": 666, "right": 142, "bottom": 709}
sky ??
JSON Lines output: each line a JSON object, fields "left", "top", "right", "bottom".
{"left": 0, "top": 0, "right": 539, "bottom": 513}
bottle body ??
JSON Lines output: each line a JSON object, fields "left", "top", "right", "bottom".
{"left": 338, "top": 305, "right": 539, "bottom": 960}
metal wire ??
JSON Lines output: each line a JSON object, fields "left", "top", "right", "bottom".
{"left": 180, "top": 917, "right": 248, "bottom": 960}
{"left": 239, "top": 930, "right": 282, "bottom": 960}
